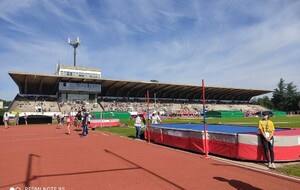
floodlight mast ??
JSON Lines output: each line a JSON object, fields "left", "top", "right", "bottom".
{"left": 68, "top": 37, "right": 80, "bottom": 66}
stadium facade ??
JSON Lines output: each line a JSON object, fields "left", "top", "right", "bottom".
{"left": 8, "top": 64, "right": 272, "bottom": 104}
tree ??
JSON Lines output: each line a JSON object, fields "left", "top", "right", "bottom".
{"left": 285, "top": 82, "right": 299, "bottom": 111}
{"left": 272, "top": 78, "right": 286, "bottom": 111}
{"left": 252, "top": 96, "right": 273, "bottom": 109}
{"left": 271, "top": 78, "right": 300, "bottom": 112}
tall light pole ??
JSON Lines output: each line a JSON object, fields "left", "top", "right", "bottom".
{"left": 68, "top": 37, "right": 80, "bottom": 66}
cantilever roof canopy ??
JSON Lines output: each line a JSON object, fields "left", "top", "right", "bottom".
{"left": 8, "top": 71, "right": 272, "bottom": 101}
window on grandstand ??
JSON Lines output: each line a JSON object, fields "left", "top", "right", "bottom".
{"left": 58, "top": 69, "right": 100, "bottom": 78}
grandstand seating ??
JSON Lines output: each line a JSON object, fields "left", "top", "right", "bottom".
{"left": 8, "top": 95, "right": 268, "bottom": 118}
{"left": 98, "top": 99, "right": 268, "bottom": 117}
{"left": 9, "top": 94, "right": 60, "bottom": 113}
{"left": 59, "top": 100, "right": 103, "bottom": 113}
{"left": 9, "top": 95, "right": 104, "bottom": 116}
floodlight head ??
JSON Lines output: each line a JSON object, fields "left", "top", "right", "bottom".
{"left": 67, "top": 37, "right": 80, "bottom": 66}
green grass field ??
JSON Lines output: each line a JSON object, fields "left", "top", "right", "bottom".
{"left": 97, "top": 116, "right": 300, "bottom": 138}
{"left": 277, "top": 164, "right": 300, "bottom": 177}
{"left": 96, "top": 116, "right": 300, "bottom": 177}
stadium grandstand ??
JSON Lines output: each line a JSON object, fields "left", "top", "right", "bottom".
{"left": 7, "top": 64, "right": 271, "bottom": 117}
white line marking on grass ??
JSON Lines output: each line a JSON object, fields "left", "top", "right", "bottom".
{"left": 89, "top": 130, "right": 110, "bottom": 136}
{"left": 100, "top": 132, "right": 108, "bottom": 136}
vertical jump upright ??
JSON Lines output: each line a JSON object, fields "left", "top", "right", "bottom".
{"left": 202, "top": 79, "right": 209, "bottom": 158}
{"left": 146, "top": 90, "right": 150, "bottom": 143}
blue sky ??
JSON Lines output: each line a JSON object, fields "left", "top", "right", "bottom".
{"left": 1, "top": 0, "right": 300, "bottom": 101}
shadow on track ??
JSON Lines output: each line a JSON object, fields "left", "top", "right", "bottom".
{"left": 1, "top": 150, "right": 185, "bottom": 190}
{"left": 214, "top": 176, "right": 263, "bottom": 190}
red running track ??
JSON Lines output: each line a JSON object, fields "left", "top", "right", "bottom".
{"left": 0, "top": 124, "right": 300, "bottom": 190}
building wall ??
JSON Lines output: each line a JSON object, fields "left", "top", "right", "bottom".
{"left": 56, "top": 64, "right": 101, "bottom": 78}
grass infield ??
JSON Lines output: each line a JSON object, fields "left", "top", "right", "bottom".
{"left": 277, "top": 164, "right": 300, "bottom": 177}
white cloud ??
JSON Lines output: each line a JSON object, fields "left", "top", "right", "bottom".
{"left": 0, "top": 0, "right": 300, "bottom": 101}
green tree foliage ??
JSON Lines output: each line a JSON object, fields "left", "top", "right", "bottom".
{"left": 285, "top": 82, "right": 299, "bottom": 111}
{"left": 271, "top": 79, "right": 300, "bottom": 111}
{"left": 252, "top": 96, "right": 273, "bottom": 109}
{"left": 272, "top": 78, "right": 287, "bottom": 111}
{"left": 253, "top": 79, "right": 300, "bottom": 112}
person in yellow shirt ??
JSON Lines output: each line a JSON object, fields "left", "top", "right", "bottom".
{"left": 258, "top": 114, "right": 276, "bottom": 169}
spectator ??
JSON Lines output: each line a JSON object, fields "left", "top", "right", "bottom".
{"left": 56, "top": 113, "right": 63, "bottom": 129}
{"left": 66, "top": 113, "right": 73, "bottom": 135}
{"left": 15, "top": 112, "right": 20, "bottom": 126}
{"left": 258, "top": 114, "right": 276, "bottom": 169}
{"left": 24, "top": 113, "right": 28, "bottom": 125}
{"left": 134, "top": 114, "right": 144, "bottom": 139}
{"left": 74, "top": 110, "right": 82, "bottom": 131}
{"left": 81, "top": 109, "right": 89, "bottom": 137}
{"left": 151, "top": 111, "right": 162, "bottom": 124}
{"left": 3, "top": 112, "right": 9, "bottom": 129}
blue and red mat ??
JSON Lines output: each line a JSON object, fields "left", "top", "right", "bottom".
{"left": 153, "top": 123, "right": 288, "bottom": 134}
{"left": 148, "top": 123, "right": 300, "bottom": 161}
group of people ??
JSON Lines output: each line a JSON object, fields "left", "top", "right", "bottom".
{"left": 54, "top": 109, "right": 91, "bottom": 136}
{"left": 134, "top": 111, "right": 162, "bottom": 139}
{"left": 2, "top": 112, "right": 28, "bottom": 129}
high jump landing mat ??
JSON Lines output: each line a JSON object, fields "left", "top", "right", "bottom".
{"left": 147, "top": 123, "right": 300, "bottom": 161}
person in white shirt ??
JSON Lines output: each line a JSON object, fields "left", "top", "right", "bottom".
{"left": 134, "top": 114, "right": 144, "bottom": 139}
{"left": 87, "top": 110, "right": 91, "bottom": 124}
{"left": 24, "top": 113, "right": 28, "bottom": 125}
{"left": 151, "top": 111, "right": 162, "bottom": 124}
{"left": 3, "top": 112, "right": 9, "bottom": 129}
{"left": 55, "top": 113, "right": 63, "bottom": 129}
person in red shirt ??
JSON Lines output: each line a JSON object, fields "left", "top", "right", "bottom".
{"left": 66, "top": 113, "right": 73, "bottom": 135}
